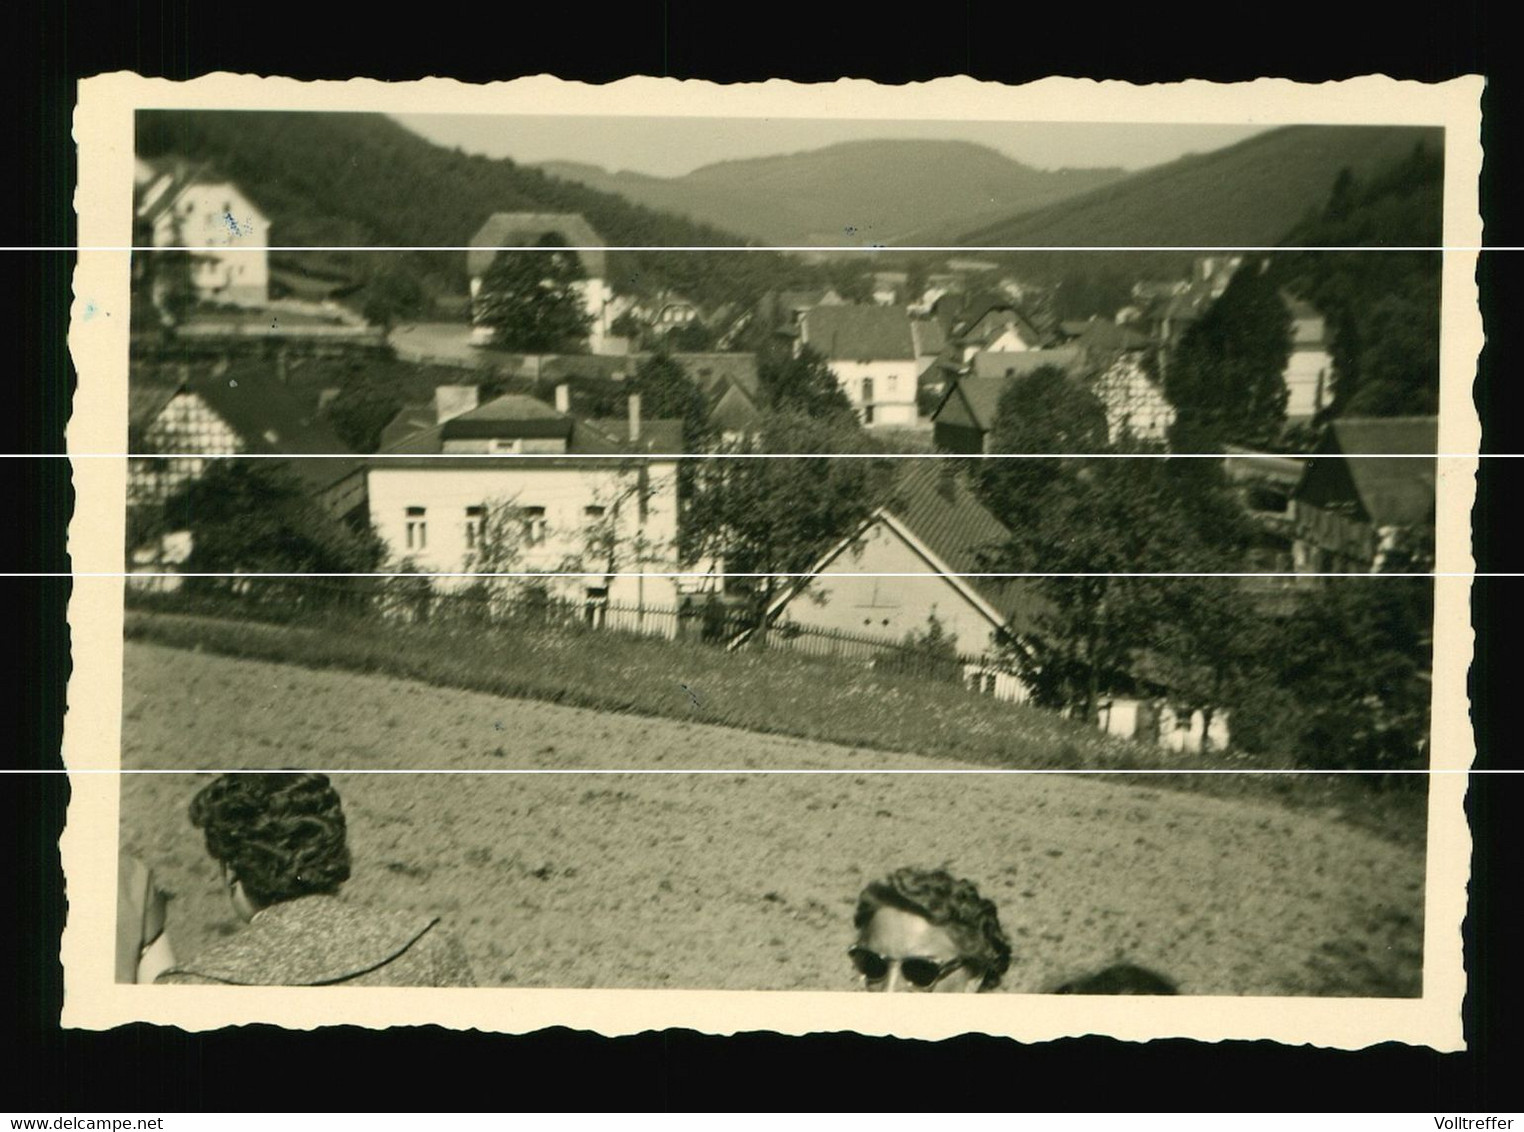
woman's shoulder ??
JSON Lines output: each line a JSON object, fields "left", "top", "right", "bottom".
{"left": 156, "top": 895, "right": 447, "bottom": 986}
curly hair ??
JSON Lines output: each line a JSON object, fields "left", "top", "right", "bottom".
{"left": 854, "top": 866, "right": 1013, "bottom": 991}
{"left": 188, "top": 772, "right": 352, "bottom": 907}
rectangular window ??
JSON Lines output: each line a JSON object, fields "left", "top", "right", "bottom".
{"left": 464, "top": 505, "right": 485, "bottom": 549}
{"left": 583, "top": 504, "right": 606, "bottom": 521}
{"left": 522, "top": 505, "right": 548, "bottom": 546}
{"left": 405, "top": 506, "right": 427, "bottom": 551}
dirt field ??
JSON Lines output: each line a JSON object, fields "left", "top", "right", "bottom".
{"left": 118, "top": 642, "right": 1426, "bottom": 995}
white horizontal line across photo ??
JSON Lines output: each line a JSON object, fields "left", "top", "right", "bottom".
{"left": 52, "top": 244, "right": 1493, "bottom": 252}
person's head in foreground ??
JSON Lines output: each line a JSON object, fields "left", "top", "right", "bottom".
{"left": 157, "top": 771, "right": 475, "bottom": 987}
{"left": 1051, "top": 963, "right": 1178, "bottom": 995}
{"left": 190, "top": 770, "right": 353, "bottom": 921}
{"left": 851, "top": 867, "right": 1012, "bottom": 993}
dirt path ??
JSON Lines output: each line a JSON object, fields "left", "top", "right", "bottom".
{"left": 119, "top": 643, "right": 1425, "bottom": 995}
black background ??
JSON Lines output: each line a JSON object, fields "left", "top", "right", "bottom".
{"left": 8, "top": 0, "right": 1519, "bottom": 1112}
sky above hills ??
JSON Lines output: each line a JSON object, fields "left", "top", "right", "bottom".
{"left": 392, "top": 114, "right": 1271, "bottom": 177}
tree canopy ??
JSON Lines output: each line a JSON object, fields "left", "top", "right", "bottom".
{"left": 1164, "top": 259, "right": 1292, "bottom": 450}
{"left": 474, "top": 233, "right": 594, "bottom": 353}
{"left": 161, "top": 459, "right": 381, "bottom": 578}
{"left": 682, "top": 410, "right": 896, "bottom": 631}
{"left": 1274, "top": 141, "right": 1444, "bottom": 420}
{"left": 971, "top": 368, "right": 1252, "bottom": 722}
{"left": 758, "top": 344, "right": 856, "bottom": 421}
{"left": 628, "top": 352, "right": 713, "bottom": 451}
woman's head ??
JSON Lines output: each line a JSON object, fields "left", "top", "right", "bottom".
{"left": 851, "top": 867, "right": 1012, "bottom": 993}
{"left": 1051, "top": 964, "right": 1178, "bottom": 995}
{"left": 188, "top": 772, "right": 352, "bottom": 914}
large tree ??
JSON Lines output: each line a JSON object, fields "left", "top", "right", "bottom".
{"left": 160, "top": 459, "right": 382, "bottom": 590}
{"left": 474, "top": 232, "right": 594, "bottom": 353}
{"left": 972, "top": 369, "right": 1251, "bottom": 722}
{"left": 682, "top": 409, "right": 896, "bottom": 634}
{"left": 628, "top": 352, "right": 713, "bottom": 451}
{"left": 968, "top": 364, "right": 1109, "bottom": 536}
{"left": 1164, "top": 258, "right": 1292, "bottom": 450}
{"left": 758, "top": 344, "right": 856, "bottom": 421}
{"left": 1233, "top": 577, "right": 1433, "bottom": 771}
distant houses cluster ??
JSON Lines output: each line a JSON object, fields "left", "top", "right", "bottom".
{"left": 126, "top": 171, "right": 1437, "bottom": 756}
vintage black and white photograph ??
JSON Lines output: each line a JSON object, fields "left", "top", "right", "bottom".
{"left": 64, "top": 74, "right": 1479, "bottom": 1044}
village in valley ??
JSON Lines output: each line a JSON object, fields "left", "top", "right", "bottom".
{"left": 124, "top": 116, "right": 1441, "bottom": 775}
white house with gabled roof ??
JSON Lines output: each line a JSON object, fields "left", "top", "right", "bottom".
{"left": 467, "top": 213, "right": 615, "bottom": 353}
{"left": 797, "top": 304, "right": 921, "bottom": 428}
{"left": 134, "top": 157, "right": 271, "bottom": 307}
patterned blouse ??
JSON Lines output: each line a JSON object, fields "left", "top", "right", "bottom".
{"left": 155, "top": 894, "right": 477, "bottom": 987}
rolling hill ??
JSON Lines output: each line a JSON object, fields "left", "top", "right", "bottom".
{"left": 953, "top": 124, "right": 1444, "bottom": 250}
{"left": 540, "top": 139, "right": 1127, "bottom": 247}
{"left": 134, "top": 110, "right": 814, "bottom": 303}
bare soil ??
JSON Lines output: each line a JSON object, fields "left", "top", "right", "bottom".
{"left": 119, "top": 643, "right": 1426, "bottom": 995}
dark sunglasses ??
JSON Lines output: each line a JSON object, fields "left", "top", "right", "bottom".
{"left": 849, "top": 945, "right": 967, "bottom": 990}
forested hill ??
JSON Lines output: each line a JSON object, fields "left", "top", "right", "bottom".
{"left": 540, "top": 140, "right": 1126, "bottom": 247}
{"left": 135, "top": 111, "right": 808, "bottom": 302}
{"left": 953, "top": 125, "right": 1444, "bottom": 251}
{"left": 1272, "top": 142, "right": 1445, "bottom": 418}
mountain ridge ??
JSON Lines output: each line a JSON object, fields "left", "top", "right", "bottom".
{"left": 537, "top": 139, "right": 1127, "bottom": 246}
{"left": 951, "top": 124, "right": 1445, "bottom": 249}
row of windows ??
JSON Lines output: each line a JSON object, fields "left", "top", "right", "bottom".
{"left": 403, "top": 504, "right": 608, "bottom": 552}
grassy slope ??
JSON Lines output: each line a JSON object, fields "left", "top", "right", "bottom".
{"left": 120, "top": 641, "right": 1426, "bottom": 995}
{"left": 123, "top": 608, "right": 1427, "bottom": 849}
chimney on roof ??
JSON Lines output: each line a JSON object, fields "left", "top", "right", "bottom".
{"left": 555, "top": 383, "right": 571, "bottom": 414}
{"left": 434, "top": 384, "right": 479, "bottom": 424}
{"left": 628, "top": 393, "right": 642, "bottom": 443}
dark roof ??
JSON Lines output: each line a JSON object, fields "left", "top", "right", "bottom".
{"left": 535, "top": 352, "right": 760, "bottom": 397}
{"left": 449, "top": 393, "right": 562, "bottom": 423}
{"left": 1064, "top": 319, "right": 1151, "bottom": 354}
{"left": 579, "top": 418, "right": 684, "bottom": 454}
{"left": 135, "top": 367, "right": 359, "bottom": 493}
{"left": 704, "top": 379, "right": 763, "bottom": 433}
{"left": 377, "top": 404, "right": 438, "bottom": 453}
{"left": 910, "top": 318, "right": 947, "bottom": 357}
{"left": 672, "top": 353, "right": 761, "bottom": 401}
{"left": 884, "top": 461, "right": 1044, "bottom": 632}
{"left": 184, "top": 370, "right": 349, "bottom": 456}
{"left": 378, "top": 392, "right": 683, "bottom": 458}
{"left": 129, "top": 381, "right": 180, "bottom": 433}
{"left": 443, "top": 417, "right": 574, "bottom": 441}
{"left": 959, "top": 307, "right": 1046, "bottom": 350}
{"left": 467, "top": 213, "right": 606, "bottom": 279}
{"left": 540, "top": 355, "right": 637, "bottom": 382}
{"left": 968, "top": 348, "right": 1083, "bottom": 382}
{"left": 1308, "top": 416, "right": 1439, "bottom": 526}
{"left": 800, "top": 304, "right": 916, "bottom": 361}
